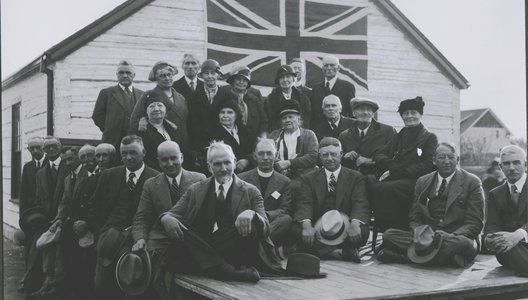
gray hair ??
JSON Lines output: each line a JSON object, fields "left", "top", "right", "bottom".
{"left": 95, "top": 143, "right": 116, "bottom": 155}
{"left": 79, "top": 144, "right": 96, "bottom": 157}
{"left": 255, "top": 138, "right": 277, "bottom": 154}
{"left": 322, "top": 95, "right": 342, "bottom": 109}
{"left": 207, "top": 140, "right": 236, "bottom": 162}
{"left": 436, "top": 142, "right": 458, "bottom": 155}
{"left": 27, "top": 136, "right": 44, "bottom": 146}
{"left": 117, "top": 60, "right": 135, "bottom": 72}
{"left": 500, "top": 145, "right": 527, "bottom": 162}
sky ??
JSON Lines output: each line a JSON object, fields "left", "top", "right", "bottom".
{"left": 1, "top": 0, "right": 526, "bottom": 138}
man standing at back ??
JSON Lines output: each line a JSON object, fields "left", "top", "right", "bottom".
{"left": 92, "top": 60, "right": 144, "bottom": 158}
{"left": 310, "top": 55, "right": 355, "bottom": 128}
{"left": 172, "top": 53, "right": 203, "bottom": 101}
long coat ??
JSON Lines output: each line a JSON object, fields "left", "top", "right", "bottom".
{"left": 35, "top": 160, "right": 70, "bottom": 220}
{"left": 410, "top": 169, "right": 485, "bottom": 240}
{"left": 55, "top": 168, "right": 89, "bottom": 222}
{"left": 485, "top": 180, "right": 528, "bottom": 235}
{"left": 92, "top": 85, "right": 144, "bottom": 147}
{"left": 172, "top": 76, "right": 204, "bottom": 102}
{"left": 19, "top": 157, "right": 48, "bottom": 214}
{"left": 265, "top": 87, "right": 311, "bottom": 131}
{"left": 132, "top": 170, "right": 206, "bottom": 246}
{"left": 314, "top": 116, "right": 355, "bottom": 142}
{"left": 310, "top": 78, "right": 355, "bottom": 128}
{"left": 210, "top": 124, "right": 255, "bottom": 164}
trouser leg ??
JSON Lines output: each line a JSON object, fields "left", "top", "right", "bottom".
{"left": 496, "top": 242, "right": 528, "bottom": 275}
{"left": 269, "top": 214, "right": 293, "bottom": 246}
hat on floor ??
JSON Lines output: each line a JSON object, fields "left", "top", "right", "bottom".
{"left": 36, "top": 227, "right": 62, "bottom": 250}
{"left": 314, "top": 210, "right": 350, "bottom": 246}
{"left": 286, "top": 253, "right": 327, "bottom": 278}
{"left": 407, "top": 225, "right": 443, "bottom": 264}
{"left": 116, "top": 249, "right": 152, "bottom": 296}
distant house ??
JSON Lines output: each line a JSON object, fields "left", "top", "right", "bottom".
{"left": 460, "top": 108, "right": 511, "bottom": 164}
{"left": 2, "top": 0, "right": 468, "bottom": 235}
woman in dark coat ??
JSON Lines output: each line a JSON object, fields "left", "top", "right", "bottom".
{"left": 369, "top": 96, "right": 438, "bottom": 231}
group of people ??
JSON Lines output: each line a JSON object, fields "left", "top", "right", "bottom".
{"left": 16, "top": 53, "right": 528, "bottom": 300}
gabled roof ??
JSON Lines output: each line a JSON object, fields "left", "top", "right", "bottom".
{"left": 460, "top": 108, "right": 511, "bottom": 135}
{"left": 3, "top": 0, "right": 469, "bottom": 90}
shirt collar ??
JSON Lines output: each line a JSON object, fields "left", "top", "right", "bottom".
{"left": 126, "top": 163, "right": 145, "bottom": 181}
{"left": 166, "top": 170, "right": 183, "bottom": 186}
{"left": 185, "top": 76, "right": 196, "bottom": 86}
{"left": 119, "top": 83, "right": 133, "bottom": 91}
{"left": 324, "top": 166, "right": 342, "bottom": 181}
{"left": 358, "top": 123, "right": 371, "bottom": 135}
{"left": 284, "top": 128, "right": 301, "bottom": 137}
{"left": 215, "top": 176, "right": 233, "bottom": 195}
{"left": 437, "top": 169, "right": 457, "bottom": 186}
{"left": 88, "top": 166, "right": 99, "bottom": 177}
{"left": 508, "top": 173, "right": 527, "bottom": 193}
{"left": 325, "top": 76, "right": 338, "bottom": 89}
{"left": 328, "top": 116, "right": 341, "bottom": 127}
{"left": 257, "top": 169, "right": 274, "bottom": 178}
{"left": 35, "top": 155, "right": 46, "bottom": 165}
{"left": 73, "top": 164, "right": 82, "bottom": 175}
{"left": 49, "top": 156, "right": 61, "bottom": 167}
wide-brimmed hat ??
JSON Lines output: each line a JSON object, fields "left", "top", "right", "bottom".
{"left": 398, "top": 96, "right": 424, "bottom": 115}
{"left": 314, "top": 210, "right": 350, "bottom": 246}
{"left": 78, "top": 231, "right": 95, "bottom": 248}
{"left": 350, "top": 97, "right": 379, "bottom": 112}
{"left": 227, "top": 66, "right": 251, "bottom": 87}
{"left": 19, "top": 207, "right": 49, "bottom": 234}
{"left": 36, "top": 227, "right": 62, "bottom": 250}
{"left": 286, "top": 253, "right": 327, "bottom": 278}
{"left": 275, "top": 65, "right": 297, "bottom": 85}
{"left": 407, "top": 225, "right": 443, "bottom": 264}
{"left": 199, "top": 59, "right": 222, "bottom": 76}
{"left": 97, "top": 228, "right": 129, "bottom": 267}
{"left": 278, "top": 100, "right": 301, "bottom": 117}
{"left": 148, "top": 61, "right": 178, "bottom": 82}
{"left": 116, "top": 249, "right": 152, "bottom": 296}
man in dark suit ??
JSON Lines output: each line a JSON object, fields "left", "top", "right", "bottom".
{"left": 339, "top": 97, "right": 397, "bottom": 175}
{"left": 172, "top": 53, "right": 203, "bottom": 101}
{"left": 484, "top": 145, "right": 528, "bottom": 276}
{"left": 92, "top": 60, "right": 144, "bottom": 158}
{"left": 292, "top": 137, "right": 370, "bottom": 262}
{"left": 159, "top": 141, "right": 283, "bottom": 282}
{"left": 310, "top": 55, "right": 355, "bottom": 128}
{"left": 239, "top": 139, "right": 292, "bottom": 246}
{"left": 314, "top": 95, "right": 355, "bottom": 141}
{"left": 379, "top": 142, "right": 484, "bottom": 267}
{"left": 90, "top": 135, "right": 158, "bottom": 299}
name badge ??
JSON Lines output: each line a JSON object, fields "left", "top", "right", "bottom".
{"left": 417, "top": 148, "right": 423, "bottom": 156}
{"left": 271, "top": 191, "right": 281, "bottom": 199}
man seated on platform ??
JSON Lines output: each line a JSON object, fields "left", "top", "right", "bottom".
{"left": 379, "top": 142, "right": 484, "bottom": 267}
{"left": 159, "top": 141, "right": 283, "bottom": 282}
{"left": 484, "top": 145, "right": 528, "bottom": 276}
{"left": 292, "top": 137, "right": 370, "bottom": 262}
{"left": 239, "top": 138, "right": 293, "bottom": 247}
{"left": 314, "top": 95, "right": 355, "bottom": 142}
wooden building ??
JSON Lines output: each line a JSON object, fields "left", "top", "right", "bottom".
{"left": 2, "top": 0, "right": 468, "bottom": 234}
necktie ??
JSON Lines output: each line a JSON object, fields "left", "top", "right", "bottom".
{"left": 325, "top": 82, "right": 331, "bottom": 94}
{"left": 360, "top": 130, "right": 365, "bottom": 139}
{"left": 124, "top": 86, "right": 132, "bottom": 99}
{"left": 329, "top": 173, "right": 337, "bottom": 193}
{"left": 217, "top": 184, "right": 225, "bottom": 203}
{"left": 190, "top": 81, "right": 195, "bottom": 92}
{"left": 330, "top": 122, "right": 337, "bottom": 131}
{"left": 36, "top": 160, "right": 40, "bottom": 169}
{"left": 437, "top": 178, "right": 447, "bottom": 196}
{"left": 127, "top": 172, "right": 136, "bottom": 191}
{"left": 231, "top": 130, "right": 240, "bottom": 144}
{"left": 170, "top": 177, "right": 180, "bottom": 203}
{"left": 71, "top": 172, "right": 77, "bottom": 187}
{"left": 511, "top": 185, "right": 520, "bottom": 206}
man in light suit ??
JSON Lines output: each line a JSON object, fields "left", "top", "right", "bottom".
{"left": 314, "top": 95, "right": 355, "bottom": 141}
{"left": 172, "top": 53, "right": 204, "bottom": 101}
{"left": 379, "top": 142, "right": 484, "bottom": 267}
{"left": 310, "top": 55, "right": 356, "bottom": 128}
{"left": 484, "top": 145, "right": 528, "bottom": 276}
{"left": 92, "top": 60, "right": 144, "bottom": 159}
{"left": 160, "top": 141, "right": 283, "bottom": 282}
{"left": 239, "top": 139, "right": 292, "bottom": 246}
{"left": 292, "top": 137, "right": 370, "bottom": 262}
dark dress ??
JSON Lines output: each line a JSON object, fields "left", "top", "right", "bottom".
{"left": 265, "top": 87, "right": 311, "bottom": 131}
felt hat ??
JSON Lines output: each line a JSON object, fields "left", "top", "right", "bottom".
{"left": 274, "top": 65, "right": 297, "bottom": 85}
{"left": 199, "top": 59, "right": 222, "bottom": 76}
{"left": 407, "top": 225, "right": 443, "bottom": 264}
{"left": 143, "top": 91, "right": 167, "bottom": 111}
{"left": 116, "top": 249, "right": 152, "bottom": 296}
{"left": 78, "top": 231, "right": 95, "bottom": 248}
{"left": 13, "top": 229, "right": 26, "bottom": 246}
{"left": 19, "top": 206, "right": 48, "bottom": 234}
{"left": 350, "top": 97, "right": 379, "bottom": 112}
{"left": 36, "top": 227, "right": 62, "bottom": 250}
{"left": 97, "top": 228, "right": 129, "bottom": 267}
{"left": 278, "top": 100, "right": 301, "bottom": 117}
{"left": 286, "top": 253, "right": 327, "bottom": 278}
{"left": 314, "top": 210, "right": 350, "bottom": 246}
{"left": 397, "top": 96, "right": 425, "bottom": 115}
{"left": 148, "top": 61, "right": 178, "bottom": 82}
{"left": 227, "top": 66, "right": 251, "bottom": 87}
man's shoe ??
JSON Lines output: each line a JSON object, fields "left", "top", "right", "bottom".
{"left": 231, "top": 266, "right": 260, "bottom": 283}
{"left": 377, "top": 248, "right": 408, "bottom": 263}
{"left": 453, "top": 254, "right": 468, "bottom": 268}
{"left": 342, "top": 247, "right": 361, "bottom": 263}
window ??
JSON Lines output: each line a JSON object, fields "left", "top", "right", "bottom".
{"left": 11, "top": 103, "right": 21, "bottom": 199}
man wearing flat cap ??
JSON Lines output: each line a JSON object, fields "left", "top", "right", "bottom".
{"left": 314, "top": 95, "right": 355, "bottom": 141}
{"left": 310, "top": 55, "right": 355, "bottom": 129}
{"left": 172, "top": 53, "right": 204, "bottom": 101}
{"left": 92, "top": 60, "right": 144, "bottom": 160}
{"left": 339, "top": 97, "right": 397, "bottom": 175}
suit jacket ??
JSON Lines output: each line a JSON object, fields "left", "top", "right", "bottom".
{"left": 132, "top": 170, "right": 206, "bottom": 243}
{"left": 238, "top": 169, "right": 292, "bottom": 219}
{"left": 210, "top": 124, "right": 255, "bottom": 165}
{"left": 89, "top": 165, "right": 159, "bottom": 233}
{"left": 410, "top": 169, "right": 484, "bottom": 240}
{"left": 55, "top": 168, "right": 89, "bottom": 222}
{"left": 310, "top": 78, "right": 355, "bottom": 128}
{"left": 19, "top": 157, "right": 48, "bottom": 214}
{"left": 92, "top": 85, "right": 144, "bottom": 147}
{"left": 172, "top": 76, "right": 204, "bottom": 102}
{"left": 130, "top": 86, "right": 189, "bottom": 147}
{"left": 265, "top": 87, "right": 311, "bottom": 131}
{"left": 339, "top": 119, "right": 398, "bottom": 174}
{"left": 315, "top": 116, "right": 355, "bottom": 141}
{"left": 268, "top": 128, "right": 318, "bottom": 178}
{"left": 35, "top": 160, "right": 70, "bottom": 219}
{"left": 484, "top": 180, "right": 528, "bottom": 236}
{"left": 294, "top": 167, "right": 370, "bottom": 223}
{"left": 69, "top": 172, "right": 101, "bottom": 223}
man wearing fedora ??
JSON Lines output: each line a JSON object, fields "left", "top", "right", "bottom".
{"left": 90, "top": 135, "right": 158, "bottom": 299}
{"left": 239, "top": 138, "right": 293, "bottom": 247}
{"left": 159, "top": 141, "right": 283, "bottom": 282}
{"left": 293, "top": 137, "right": 370, "bottom": 262}
{"left": 172, "top": 53, "right": 203, "bottom": 101}
{"left": 339, "top": 97, "right": 397, "bottom": 175}
{"left": 379, "top": 142, "right": 484, "bottom": 267}
{"left": 314, "top": 95, "right": 355, "bottom": 141}
{"left": 310, "top": 55, "right": 355, "bottom": 128}
{"left": 484, "top": 145, "right": 528, "bottom": 276}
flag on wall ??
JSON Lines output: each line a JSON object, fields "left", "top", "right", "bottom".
{"left": 206, "top": 0, "right": 368, "bottom": 89}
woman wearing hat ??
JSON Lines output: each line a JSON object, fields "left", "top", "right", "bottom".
{"left": 210, "top": 98, "right": 255, "bottom": 173}
{"left": 138, "top": 91, "right": 190, "bottom": 171}
{"left": 265, "top": 64, "right": 311, "bottom": 131}
{"left": 370, "top": 96, "right": 438, "bottom": 231}
{"left": 268, "top": 101, "right": 318, "bottom": 187}
{"left": 129, "top": 61, "right": 190, "bottom": 154}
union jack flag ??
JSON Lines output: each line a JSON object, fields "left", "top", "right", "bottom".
{"left": 206, "top": 0, "right": 368, "bottom": 89}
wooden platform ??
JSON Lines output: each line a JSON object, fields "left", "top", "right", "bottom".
{"left": 174, "top": 252, "right": 528, "bottom": 300}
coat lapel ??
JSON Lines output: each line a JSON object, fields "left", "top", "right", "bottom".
{"left": 397, "top": 126, "right": 428, "bottom": 158}
{"left": 193, "top": 178, "right": 213, "bottom": 217}
{"left": 517, "top": 182, "right": 528, "bottom": 220}
{"left": 230, "top": 176, "right": 245, "bottom": 218}
{"left": 264, "top": 172, "right": 281, "bottom": 200}
{"left": 316, "top": 169, "right": 327, "bottom": 208}
{"left": 445, "top": 170, "right": 463, "bottom": 211}
{"left": 111, "top": 86, "right": 127, "bottom": 110}
{"left": 155, "top": 174, "right": 172, "bottom": 211}
{"left": 335, "top": 169, "right": 347, "bottom": 209}
{"left": 247, "top": 169, "right": 262, "bottom": 194}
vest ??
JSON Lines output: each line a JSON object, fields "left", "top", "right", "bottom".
{"left": 427, "top": 177, "right": 448, "bottom": 226}
{"left": 103, "top": 180, "right": 143, "bottom": 231}
{"left": 193, "top": 181, "right": 234, "bottom": 235}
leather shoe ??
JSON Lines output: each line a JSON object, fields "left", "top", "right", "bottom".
{"left": 377, "top": 248, "right": 408, "bottom": 263}
{"left": 453, "top": 254, "right": 468, "bottom": 268}
{"left": 342, "top": 247, "right": 360, "bottom": 263}
{"left": 231, "top": 266, "right": 260, "bottom": 283}
{"left": 30, "top": 281, "right": 52, "bottom": 298}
